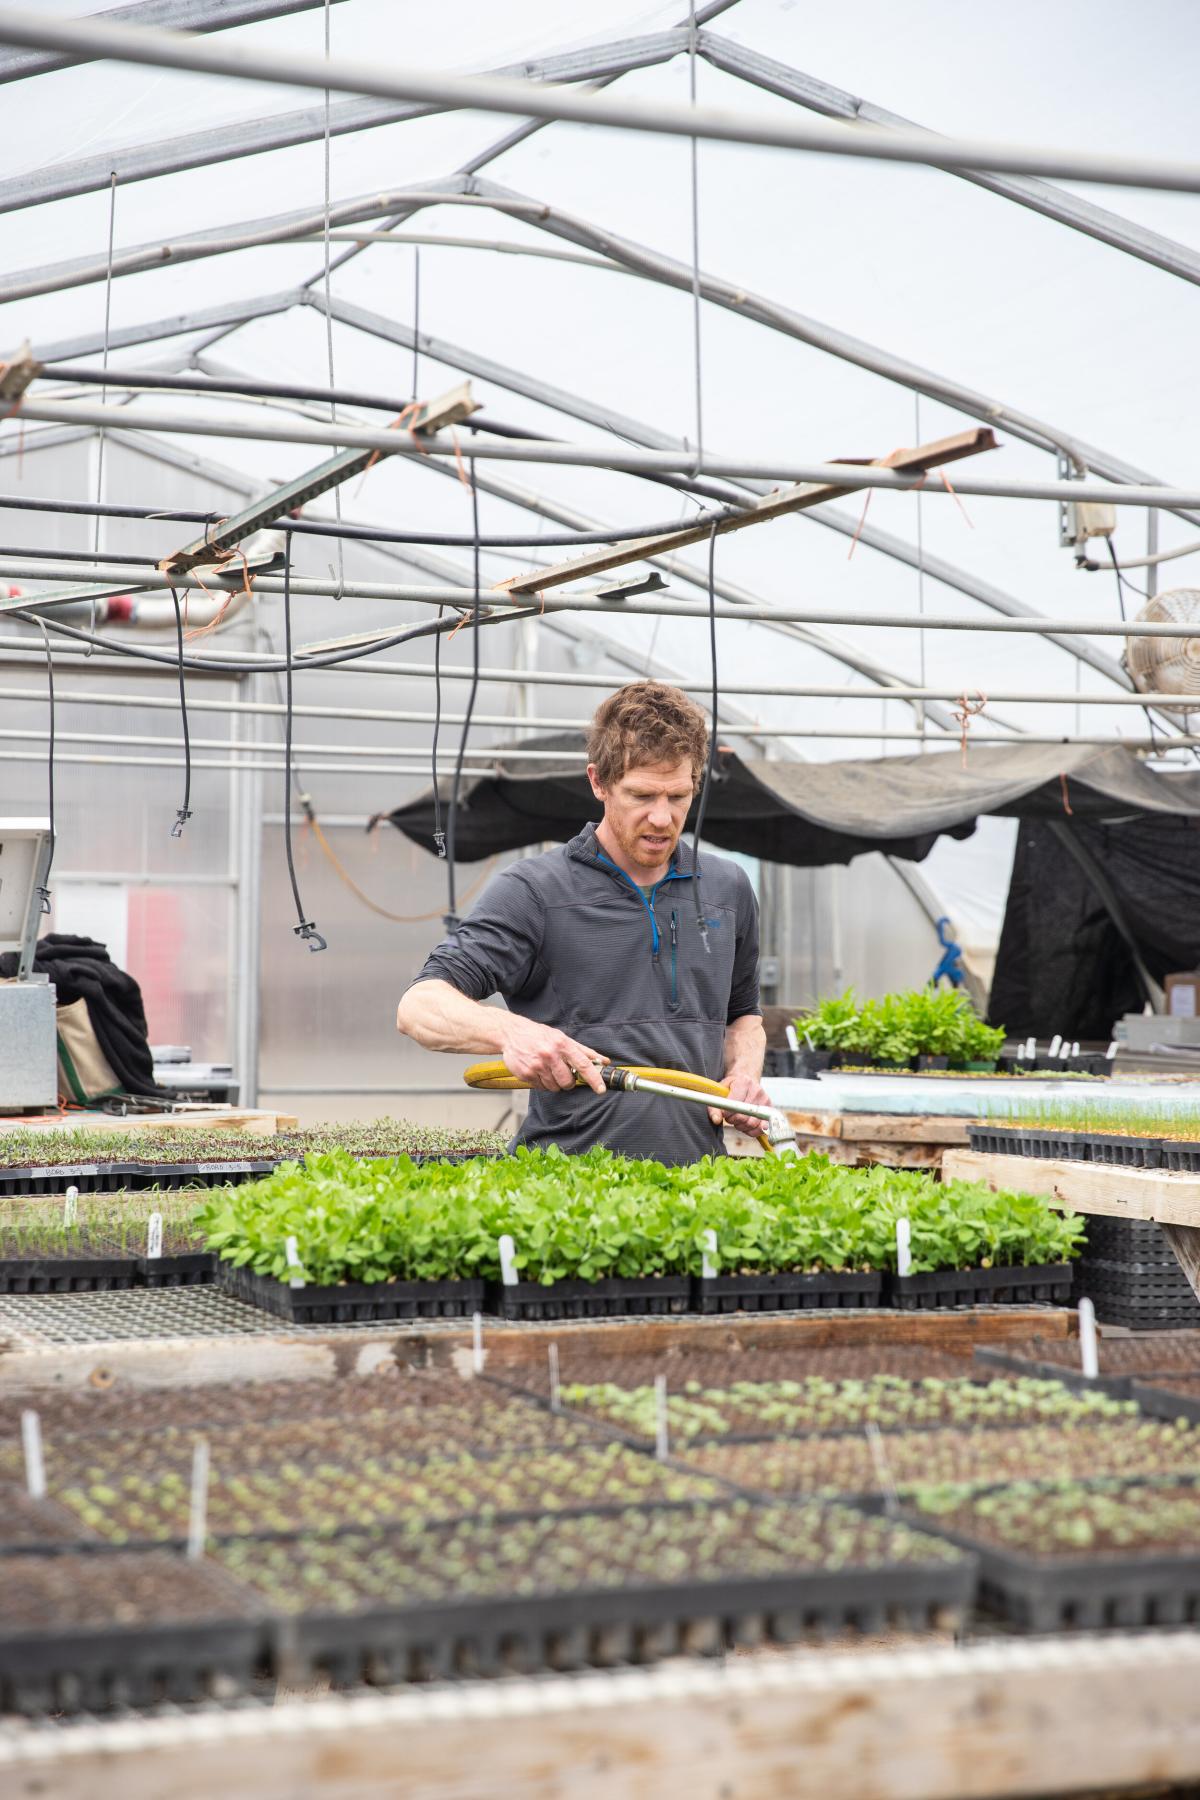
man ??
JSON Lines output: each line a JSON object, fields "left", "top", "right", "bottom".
{"left": 396, "top": 681, "right": 769, "bottom": 1163}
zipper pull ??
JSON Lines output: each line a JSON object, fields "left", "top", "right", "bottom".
{"left": 670, "top": 911, "right": 678, "bottom": 950}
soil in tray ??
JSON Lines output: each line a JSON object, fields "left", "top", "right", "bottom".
{"left": 906, "top": 1478, "right": 1200, "bottom": 1563}
{"left": 980, "top": 1332, "right": 1200, "bottom": 1379}
{"left": 48, "top": 1442, "right": 719, "bottom": 1547}
{"left": 0, "top": 1483, "right": 102, "bottom": 1550}
{"left": 501, "top": 1344, "right": 975, "bottom": 1401}
{"left": 0, "top": 1549, "right": 259, "bottom": 1633}
{"left": 555, "top": 1375, "right": 1138, "bottom": 1444}
{"left": 675, "top": 1419, "right": 1200, "bottom": 1499}
{"left": 216, "top": 1498, "right": 967, "bottom": 1617}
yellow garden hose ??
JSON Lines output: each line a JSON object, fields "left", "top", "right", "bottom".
{"left": 463, "top": 1060, "right": 797, "bottom": 1156}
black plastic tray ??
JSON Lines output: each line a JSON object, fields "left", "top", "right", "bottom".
{"left": 692, "top": 1270, "right": 882, "bottom": 1314}
{"left": 1129, "top": 1379, "right": 1200, "bottom": 1425}
{"left": 966, "top": 1125, "right": 1092, "bottom": 1160}
{"left": 886, "top": 1263, "right": 1073, "bottom": 1310}
{"left": 139, "top": 1248, "right": 219, "bottom": 1288}
{"left": 0, "top": 1159, "right": 275, "bottom": 1198}
{"left": 271, "top": 1556, "right": 977, "bottom": 1685}
{"left": 1075, "top": 1215, "right": 1200, "bottom": 1330}
{"left": 0, "top": 1251, "right": 138, "bottom": 1294}
{"left": 220, "top": 1260, "right": 486, "bottom": 1325}
{"left": 486, "top": 1275, "right": 692, "bottom": 1322}
{"left": 0, "top": 1615, "right": 267, "bottom": 1714}
{"left": 971, "top": 1344, "right": 1135, "bottom": 1397}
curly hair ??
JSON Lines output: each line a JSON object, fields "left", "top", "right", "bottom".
{"left": 587, "top": 682, "right": 710, "bottom": 792}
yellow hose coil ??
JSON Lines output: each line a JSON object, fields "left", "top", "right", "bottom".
{"left": 463, "top": 1060, "right": 730, "bottom": 1099}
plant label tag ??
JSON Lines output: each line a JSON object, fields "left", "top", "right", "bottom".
{"left": 1048, "top": 1034, "right": 1062, "bottom": 1059}
{"left": 654, "top": 1372, "right": 669, "bottom": 1462}
{"left": 62, "top": 1186, "right": 78, "bottom": 1228}
{"left": 471, "top": 1311, "right": 484, "bottom": 1375}
{"left": 785, "top": 1024, "right": 799, "bottom": 1054}
{"left": 548, "top": 1343, "right": 561, "bottom": 1413}
{"left": 187, "top": 1437, "right": 210, "bottom": 1561}
{"left": 895, "top": 1216, "right": 912, "bottom": 1279}
{"left": 146, "top": 1212, "right": 163, "bottom": 1260}
{"left": 866, "top": 1421, "right": 899, "bottom": 1516}
{"left": 701, "top": 1228, "right": 718, "bottom": 1281}
{"left": 285, "top": 1235, "right": 305, "bottom": 1290}
{"left": 1078, "top": 1296, "right": 1099, "bottom": 1379}
{"left": 1106, "top": 1040, "right": 1119, "bottom": 1060}
{"left": 498, "top": 1234, "right": 518, "bottom": 1287}
{"left": 21, "top": 1410, "right": 45, "bottom": 1501}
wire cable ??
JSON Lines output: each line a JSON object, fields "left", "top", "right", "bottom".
{"left": 34, "top": 619, "right": 55, "bottom": 914}
{"left": 280, "top": 533, "right": 327, "bottom": 952}
{"left": 89, "top": 170, "right": 118, "bottom": 656}
{"left": 321, "top": 0, "right": 345, "bottom": 598}
{"left": 687, "top": 0, "right": 704, "bottom": 470}
{"left": 411, "top": 245, "right": 421, "bottom": 400}
{"left": 167, "top": 586, "right": 193, "bottom": 837}
{"left": 430, "top": 605, "right": 447, "bottom": 856}
{"left": 443, "top": 461, "right": 483, "bottom": 931}
{"left": 690, "top": 519, "right": 720, "bottom": 955}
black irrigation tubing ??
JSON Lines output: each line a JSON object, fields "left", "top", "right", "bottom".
{"left": 0, "top": 490, "right": 750, "bottom": 550}
{"left": 167, "top": 587, "right": 193, "bottom": 839}
{"left": 34, "top": 619, "right": 54, "bottom": 913}
{"left": 690, "top": 520, "right": 720, "bottom": 955}
{"left": 281, "top": 533, "right": 326, "bottom": 954}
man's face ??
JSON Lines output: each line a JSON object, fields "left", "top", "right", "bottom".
{"left": 588, "top": 757, "right": 695, "bottom": 873}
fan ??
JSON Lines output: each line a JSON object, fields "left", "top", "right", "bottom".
{"left": 1124, "top": 588, "right": 1200, "bottom": 717}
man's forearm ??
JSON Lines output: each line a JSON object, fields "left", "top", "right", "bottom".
{"left": 396, "top": 979, "right": 508, "bottom": 1055}
{"left": 723, "top": 1013, "right": 766, "bottom": 1084}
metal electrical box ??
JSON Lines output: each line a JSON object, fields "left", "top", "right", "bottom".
{"left": 0, "top": 819, "right": 57, "bottom": 1112}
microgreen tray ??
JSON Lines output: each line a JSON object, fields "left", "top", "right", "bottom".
{"left": 1130, "top": 1380, "right": 1200, "bottom": 1426}
{"left": 692, "top": 1270, "right": 882, "bottom": 1314}
{"left": 486, "top": 1275, "right": 692, "bottom": 1322}
{"left": 885, "top": 1263, "right": 1073, "bottom": 1310}
{"left": 219, "top": 1261, "right": 487, "bottom": 1325}
{"left": 0, "top": 1251, "right": 138, "bottom": 1294}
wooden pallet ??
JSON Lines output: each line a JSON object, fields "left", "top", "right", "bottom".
{"left": 730, "top": 1112, "right": 971, "bottom": 1168}
{"left": 944, "top": 1148, "right": 1200, "bottom": 1306}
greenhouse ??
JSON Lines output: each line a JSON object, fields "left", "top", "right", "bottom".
{"left": 1, "top": 2, "right": 1200, "bottom": 1795}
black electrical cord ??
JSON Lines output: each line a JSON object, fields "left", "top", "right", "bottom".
{"left": 443, "top": 463, "right": 483, "bottom": 931}
{"left": 0, "top": 544, "right": 158, "bottom": 566}
{"left": 690, "top": 520, "right": 720, "bottom": 956}
{"left": 0, "top": 489, "right": 748, "bottom": 550}
{"left": 34, "top": 620, "right": 55, "bottom": 914}
{"left": 280, "top": 533, "right": 326, "bottom": 953}
{"left": 167, "top": 587, "right": 193, "bottom": 838}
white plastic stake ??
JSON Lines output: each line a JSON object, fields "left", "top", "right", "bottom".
{"left": 146, "top": 1211, "right": 163, "bottom": 1261}
{"left": 1015, "top": 1043, "right": 1026, "bottom": 1062}
{"left": 284, "top": 1235, "right": 304, "bottom": 1290}
{"left": 548, "top": 1343, "right": 561, "bottom": 1413}
{"left": 471, "top": 1311, "right": 484, "bottom": 1375}
{"left": 1047, "top": 1034, "right": 1062, "bottom": 1059}
{"left": 1070, "top": 1041, "right": 1080, "bottom": 1060}
{"left": 498, "top": 1234, "right": 518, "bottom": 1287}
{"left": 701, "top": 1228, "right": 718, "bottom": 1281}
{"left": 895, "top": 1216, "right": 912, "bottom": 1279}
{"left": 186, "top": 1437, "right": 210, "bottom": 1560}
{"left": 866, "top": 1422, "right": 899, "bottom": 1517}
{"left": 1106, "top": 1040, "right": 1119, "bottom": 1061}
{"left": 785, "top": 1024, "right": 800, "bottom": 1054}
{"left": 62, "top": 1185, "right": 78, "bottom": 1228}
{"left": 1078, "top": 1297, "right": 1099, "bottom": 1380}
{"left": 21, "top": 1409, "right": 45, "bottom": 1500}
{"left": 654, "top": 1373, "right": 669, "bottom": 1462}
{"left": 1025, "top": 1036, "right": 1037, "bottom": 1060}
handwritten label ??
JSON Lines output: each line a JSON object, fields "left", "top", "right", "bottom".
{"left": 498, "top": 1234, "right": 518, "bottom": 1287}
{"left": 146, "top": 1212, "right": 163, "bottom": 1260}
{"left": 895, "top": 1217, "right": 912, "bottom": 1279}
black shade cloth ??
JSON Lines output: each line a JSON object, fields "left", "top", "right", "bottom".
{"left": 0, "top": 933, "right": 162, "bottom": 1097}
{"left": 989, "top": 816, "right": 1200, "bottom": 1039}
{"left": 382, "top": 736, "right": 1200, "bottom": 868}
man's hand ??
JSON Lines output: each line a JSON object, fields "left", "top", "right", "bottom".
{"left": 498, "top": 1015, "right": 607, "bottom": 1094}
{"left": 708, "top": 1069, "right": 771, "bottom": 1138}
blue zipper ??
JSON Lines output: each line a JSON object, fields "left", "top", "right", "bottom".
{"left": 594, "top": 850, "right": 689, "bottom": 958}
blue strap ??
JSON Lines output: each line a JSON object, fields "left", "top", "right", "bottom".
{"left": 931, "top": 914, "right": 965, "bottom": 988}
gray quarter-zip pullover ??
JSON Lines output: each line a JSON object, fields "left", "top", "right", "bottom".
{"left": 409, "top": 823, "right": 761, "bottom": 1163}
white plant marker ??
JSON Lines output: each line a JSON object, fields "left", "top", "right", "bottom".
{"left": 186, "top": 1437, "right": 210, "bottom": 1560}
{"left": 548, "top": 1343, "right": 561, "bottom": 1413}
{"left": 21, "top": 1410, "right": 45, "bottom": 1500}
{"left": 895, "top": 1217, "right": 912, "bottom": 1279}
{"left": 785, "top": 1024, "right": 800, "bottom": 1054}
{"left": 1025, "top": 1036, "right": 1037, "bottom": 1060}
{"left": 1106, "top": 1040, "right": 1119, "bottom": 1061}
{"left": 1047, "top": 1034, "right": 1062, "bottom": 1059}
{"left": 654, "top": 1373, "right": 669, "bottom": 1462}
{"left": 701, "top": 1228, "right": 718, "bottom": 1281}
{"left": 866, "top": 1422, "right": 899, "bottom": 1517}
{"left": 1078, "top": 1297, "right": 1099, "bottom": 1380}
{"left": 498, "top": 1234, "right": 518, "bottom": 1287}
{"left": 146, "top": 1211, "right": 163, "bottom": 1261}
{"left": 62, "top": 1185, "right": 78, "bottom": 1228}
{"left": 284, "top": 1236, "right": 304, "bottom": 1290}
{"left": 471, "top": 1311, "right": 484, "bottom": 1375}
{"left": 1070, "top": 1041, "right": 1080, "bottom": 1060}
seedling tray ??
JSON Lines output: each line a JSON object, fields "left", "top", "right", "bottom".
{"left": 1075, "top": 1216, "right": 1200, "bottom": 1330}
{"left": 219, "top": 1262, "right": 486, "bottom": 1325}
{"left": 1130, "top": 1380, "right": 1200, "bottom": 1426}
{"left": 692, "top": 1270, "right": 882, "bottom": 1314}
{"left": 0, "top": 1615, "right": 267, "bottom": 1715}
{"left": 0, "top": 1251, "right": 138, "bottom": 1294}
{"left": 139, "top": 1249, "right": 219, "bottom": 1288}
{"left": 972, "top": 1345, "right": 1134, "bottom": 1397}
{"left": 0, "top": 1159, "right": 275, "bottom": 1198}
{"left": 272, "top": 1558, "right": 977, "bottom": 1686}
{"left": 966, "top": 1125, "right": 1091, "bottom": 1160}
{"left": 486, "top": 1275, "right": 692, "bottom": 1322}
{"left": 885, "top": 1263, "right": 1073, "bottom": 1310}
